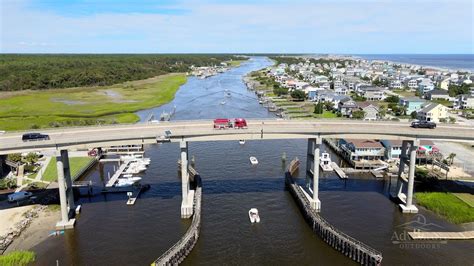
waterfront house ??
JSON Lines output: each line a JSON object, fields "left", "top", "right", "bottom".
{"left": 399, "top": 97, "right": 426, "bottom": 114}
{"left": 453, "top": 94, "right": 474, "bottom": 109}
{"left": 339, "top": 139, "right": 385, "bottom": 162}
{"left": 417, "top": 103, "right": 448, "bottom": 123}
{"left": 356, "top": 102, "right": 379, "bottom": 121}
{"left": 381, "top": 140, "right": 402, "bottom": 160}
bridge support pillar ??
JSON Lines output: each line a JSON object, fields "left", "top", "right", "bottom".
{"left": 307, "top": 137, "right": 321, "bottom": 211}
{"left": 0, "top": 155, "right": 5, "bottom": 177}
{"left": 391, "top": 140, "right": 408, "bottom": 200}
{"left": 399, "top": 140, "right": 419, "bottom": 213}
{"left": 180, "top": 140, "right": 193, "bottom": 218}
{"left": 56, "top": 150, "right": 76, "bottom": 230}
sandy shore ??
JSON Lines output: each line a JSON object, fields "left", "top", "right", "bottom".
{"left": 434, "top": 141, "right": 474, "bottom": 178}
{"left": 2, "top": 206, "right": 60, "bottom": 254}
{"left": 0, "top": 206, "right": 35, "bottom": 236}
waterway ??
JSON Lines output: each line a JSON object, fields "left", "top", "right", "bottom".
{"left": 33, "top": 57, "right": 473, "bottom": 265}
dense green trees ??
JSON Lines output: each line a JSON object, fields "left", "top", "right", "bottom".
{"left": 448, "top": 83, "right": 471, "bottom": 97}
{"left": 0, "top": 54, "right": 239, "bottom": 91}
{"left": 290, "top": 90, "right": 306, "bottom": 101}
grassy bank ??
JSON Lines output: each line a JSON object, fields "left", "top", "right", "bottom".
{"left": 0, "top": 73, "right": 186, "bottom": 131}
{"left": 0, "top": 251, "right": 36, "bottom": 266}
{"left": 415, "top": 192, "right": 474, "bottom": 224}
{"left": 41, "top": 157, "right": 95, "bottom": 182}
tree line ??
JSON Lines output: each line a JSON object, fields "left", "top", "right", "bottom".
{"left": 0, "top": 54, "right": 239, "bottom": 91}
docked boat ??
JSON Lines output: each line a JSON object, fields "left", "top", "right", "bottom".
{"left": 248, "top": 208, "right": 260, "bottom": 223}
{"left": 115, "top": 176, "right": 142, "bottom": 187}
{"left": 320, "top": 152, "right": 334, "bottom": 171}
{"left": 239, "top": 140, "right": 245, "bottom": 145}
{"left": 249, "top": 156, "right": 258, "bottom": 165}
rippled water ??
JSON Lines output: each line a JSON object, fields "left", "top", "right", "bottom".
{"left": 33, "top": 57, "right": 473, "bottom": 265}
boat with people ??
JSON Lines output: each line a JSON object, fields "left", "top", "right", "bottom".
{"left": 239, "top": 140, "right": 245, "bottom": 145}
{"left": 320, "top": 152, "right": 334, "bottom": 171}
{"left": 249, "top": 156, "right": 258, "bottom": 165}
{"left": 248, "top": 208, "right": 260, "bottom": 223}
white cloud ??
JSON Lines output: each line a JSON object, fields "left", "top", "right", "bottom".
{"left": 1, "top": 0, "right": 472, "bottom": 53}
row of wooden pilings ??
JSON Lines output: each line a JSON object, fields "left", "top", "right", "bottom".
{"left": 153, "top": 176, "right": 202, "bottom": 266}
{"left": 285, "top": 159, "right": 383, "bottom": 265}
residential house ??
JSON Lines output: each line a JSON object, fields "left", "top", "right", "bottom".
{"left": 390, "top": 80, "right": 402, "bottom": 89}
{"left": 381, "top": 140, "right": 439, "bottom": 160}
{"left": 357, "top": 102, "right": 379, "bottom": 121}
{"left": 439, "top": 78, "right": 450, "bottom": 90}
{"left": 318, "top": 92, "right": 350, "bottom": 109}
{"left": 407, "top": 79, "right": 419, "bottom": 89}
{"left": 380, "top": 140, "right": 402, "bottom": 160}
{"left": 320, "top": 82, "right": 331, "bottom": 90}
{"left": 339, "top": 139, "right": 385, "bottom": 161}
{"left": 426, "top": 89, "right": 452, "bottom": 101}
{"left": 418, "top": 78, "right": 435, "bottom": 94}
{"left": 399, "top": 97, "right": 426, "bottom": 114}
{"left": 417, "top": 103, "right": 448, "bottom": 123}
{"left": 358, "top": 86, "right": 386, "bottom": 101}
{"left": 338, "top": 98, "right": 358, "bottom": 116}
{"left": 334, "top": 85, "right": 349, "bottom": 95}
{"left": 453, "top": 94, "right": 474, "bottom": 109}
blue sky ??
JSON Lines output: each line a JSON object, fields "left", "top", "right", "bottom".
{"left": 1, "top": 0, "right": 473, "bottom": 53}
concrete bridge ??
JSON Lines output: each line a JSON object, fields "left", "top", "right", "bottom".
{"left": 1, "top": 119, "right": 473, "bottom": 229}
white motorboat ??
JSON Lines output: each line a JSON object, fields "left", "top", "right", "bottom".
{"left": 248, "top": 208, "right": 260, "bottom": 223}
{"left": 249, "top": 156, "right": 258, "bottom": 165}
{"left": 320, "top": 152, "right": 334, "bottom": 171}
{"left": 115, "top": 176, "right": 142, "bottom": 187}
{"left": 220, "top": 101, "right": 226, "bottom": 105}
{"left": 239, "top": 140, "right": 245, "bottom": 145}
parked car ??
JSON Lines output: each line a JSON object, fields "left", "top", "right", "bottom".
{"left": 8, "top": 191, "right": 33, "bottom": 202}
{"left": 411, "top": 121, "right": 436, "bottom": 129}
{"left": 0, "top": 130, "right": 5, "bottom": 135}
{"left": 22, "top": 133, "right": 50, "bottom": 141}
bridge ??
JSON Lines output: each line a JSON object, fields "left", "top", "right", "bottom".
{"left": 1, "top": 119, "right": 473, "bottom": 229}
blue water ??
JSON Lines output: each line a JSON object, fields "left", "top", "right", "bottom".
{"left": 355, "top": 54, "right": 474, "bottom": 71}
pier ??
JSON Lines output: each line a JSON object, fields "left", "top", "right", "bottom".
{"left": 286, "top": 158, "right": 383, "bottom": 265}
{"left": 153, "top": 176, "right": 202, "bottom": 265}
{"left": 331, "top": 162, "right": 348, "bottom": 179}
{"left": 105, "top": 161, "right": 130, "bottom": 187}
{"left": 409, "top": 231, "right": 474, "bottom": 240}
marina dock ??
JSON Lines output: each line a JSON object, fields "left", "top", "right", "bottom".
{"left": 105, "top": 161, "right": 130, "bottom": 187}
{"left": 409, "top": 231, "right": 474, "bottom": 240}
{"left": 331, "top": 162, "right": 347, "bottom": 179}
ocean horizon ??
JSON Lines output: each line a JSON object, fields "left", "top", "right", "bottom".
{"left": 353, "top": 54, "right": 474, "bottom": 72}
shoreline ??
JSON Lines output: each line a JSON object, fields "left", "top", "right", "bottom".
{"left": 0, "top": 205, "right": 59, "bottom": 255}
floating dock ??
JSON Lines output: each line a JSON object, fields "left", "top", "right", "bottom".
{"left": 126, "top": 188, "right": 143, "bottom": 206}
{"left": 331, "top": 162, "right": 348, "bottom": 179}
{"left": 409, "top": 231, "right": 474, "bottom": 240}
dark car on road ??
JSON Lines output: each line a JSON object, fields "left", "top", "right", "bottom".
{"left": 411, "top": 121, "right": 436, "bottom": 129}
{"left": 22, "top": 133, "right": 50, "bottom": 141}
